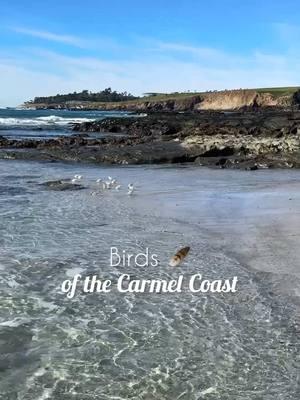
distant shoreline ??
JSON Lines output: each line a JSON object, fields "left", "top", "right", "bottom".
{"left": 23, "top": 87, "right": 300, "bottom": 113}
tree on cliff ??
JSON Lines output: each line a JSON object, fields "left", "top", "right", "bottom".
{"left": 31, "top": 88, "right": 138, "bottom": 104}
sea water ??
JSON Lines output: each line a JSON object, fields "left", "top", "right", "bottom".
{"left": 0, "top": 108, "right": 130, "bottom": 140}
{"left": 0, "top": 160, "right": 299, "bottom": 399}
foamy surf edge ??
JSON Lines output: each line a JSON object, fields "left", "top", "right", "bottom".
{"left": 0, "top": 115, "right": 94, "bottom": 128}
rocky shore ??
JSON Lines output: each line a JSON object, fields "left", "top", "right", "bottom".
{"left": 1, "top": 110, "right": 300, "bottom": 169}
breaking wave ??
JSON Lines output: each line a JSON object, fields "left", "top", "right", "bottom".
{"left": 0, "top": 115, "right": 93, "bottom": 129}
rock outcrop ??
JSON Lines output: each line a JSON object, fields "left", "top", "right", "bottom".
{"left": 1, "top": 110, "right": 300, "bottom": 169}
{"left": 194, "top": 90, "right": 283, "bottom": 110}
{"left": 40, "top": 180, "right": 85, "bottom": 191}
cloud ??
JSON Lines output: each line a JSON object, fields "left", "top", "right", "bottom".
{"left": 11, "top": 27, "right": 88, "bottom": 48}
{"left": 149, "top": 40, "right": 229, "bottom": 60}
{"left": 1, "top": 33, "right": 300, "bottom": 106}
{"left": 0, "top": 62, "right": 75, "bottom": 106}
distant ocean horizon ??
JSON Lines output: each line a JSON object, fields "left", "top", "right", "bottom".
{"left": 0, "top": 108, "right": 130, "bottom": 139}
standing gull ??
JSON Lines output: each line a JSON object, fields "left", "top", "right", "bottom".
{"left": 127, "top": 183, "right": 134, "bottom": 195}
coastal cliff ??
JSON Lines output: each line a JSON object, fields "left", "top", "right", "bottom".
{"left": 24, "top": 88, "right": 300, "bottom": 112}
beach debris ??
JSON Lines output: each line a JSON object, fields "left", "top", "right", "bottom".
{"left": 169, "top": 246, "right": 190, "bottom": 267}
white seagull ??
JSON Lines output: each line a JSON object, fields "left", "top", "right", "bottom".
{"left": 105, "top": 180, "right": 113, "bottom": 189}
{"left": 127, "top": 183, "right": 134, "bottom": 195}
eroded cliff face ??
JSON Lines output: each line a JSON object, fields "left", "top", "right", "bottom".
{"left": 194, "top": 90, "right": 284, "bottom": 110}
{"left": 25, "top": 89, "right": 298, "bottom": 112}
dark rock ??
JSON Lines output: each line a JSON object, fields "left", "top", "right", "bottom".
{"left": 71, "top": 133, "right": 90, "bottom": 138}
{"left": 40, "top": 180, "right": 85, "bottom": 191}
{"left": 292, "top": 90, "right": 300, "bottom": 107}
{"left": 1, "top": 110, "right": 300, "bottom": 169}
{"left": 290, "top": 125, "right": 298, "bottom": 135}
{"left": 245, "top": 165, "right": 259, "bottom": 171}
{"left": 0, "top": 136, "right": 9, "bottom": 146}
{"left": 216, "top": 158, "right": 228, "bottom": 166}
{"left": 201, "top": 146, "right": 235, "bottom": 157}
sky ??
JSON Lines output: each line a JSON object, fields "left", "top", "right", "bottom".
{"left": 1, "top": 0, "right": 300, "bottom": 106}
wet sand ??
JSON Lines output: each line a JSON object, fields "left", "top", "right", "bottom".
{"left": 130, "top": 166, "right": 300, "bottom": 302}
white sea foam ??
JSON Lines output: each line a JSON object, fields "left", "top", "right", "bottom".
{"left": 65, "top": 266, "right": 85, "bottom": 278}
{"left": 36, "top": 115, "right": 92, "bottom": 124}
{"left": 0, "top": 318, "right": 31, "bottom": 327}
{"left": 0, "top": 116, "right": 93, "bottom": 127}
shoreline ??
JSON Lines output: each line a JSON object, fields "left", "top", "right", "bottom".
{"left": 0, "top": 157, "right": 299, "bottom": 398}
{"left": 23, "top": 87, "right": 300, "bottom": 112}
{"left": 1, "top": 110, "right": 300, "bottom": 169}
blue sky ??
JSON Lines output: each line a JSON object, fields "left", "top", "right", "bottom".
{"left": 1, "top": 0, "right": 300, "bottom": 105}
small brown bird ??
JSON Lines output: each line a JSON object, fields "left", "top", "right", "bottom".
{"left": 169, "top": 246, "right": 190, "bottom": 267}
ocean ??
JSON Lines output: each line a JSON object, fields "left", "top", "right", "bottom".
{"left": 0, "top": 110, "right": 299, "bottom": 399}
{"left": 0, "top": 108, "right": 129, "bottom": 139}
